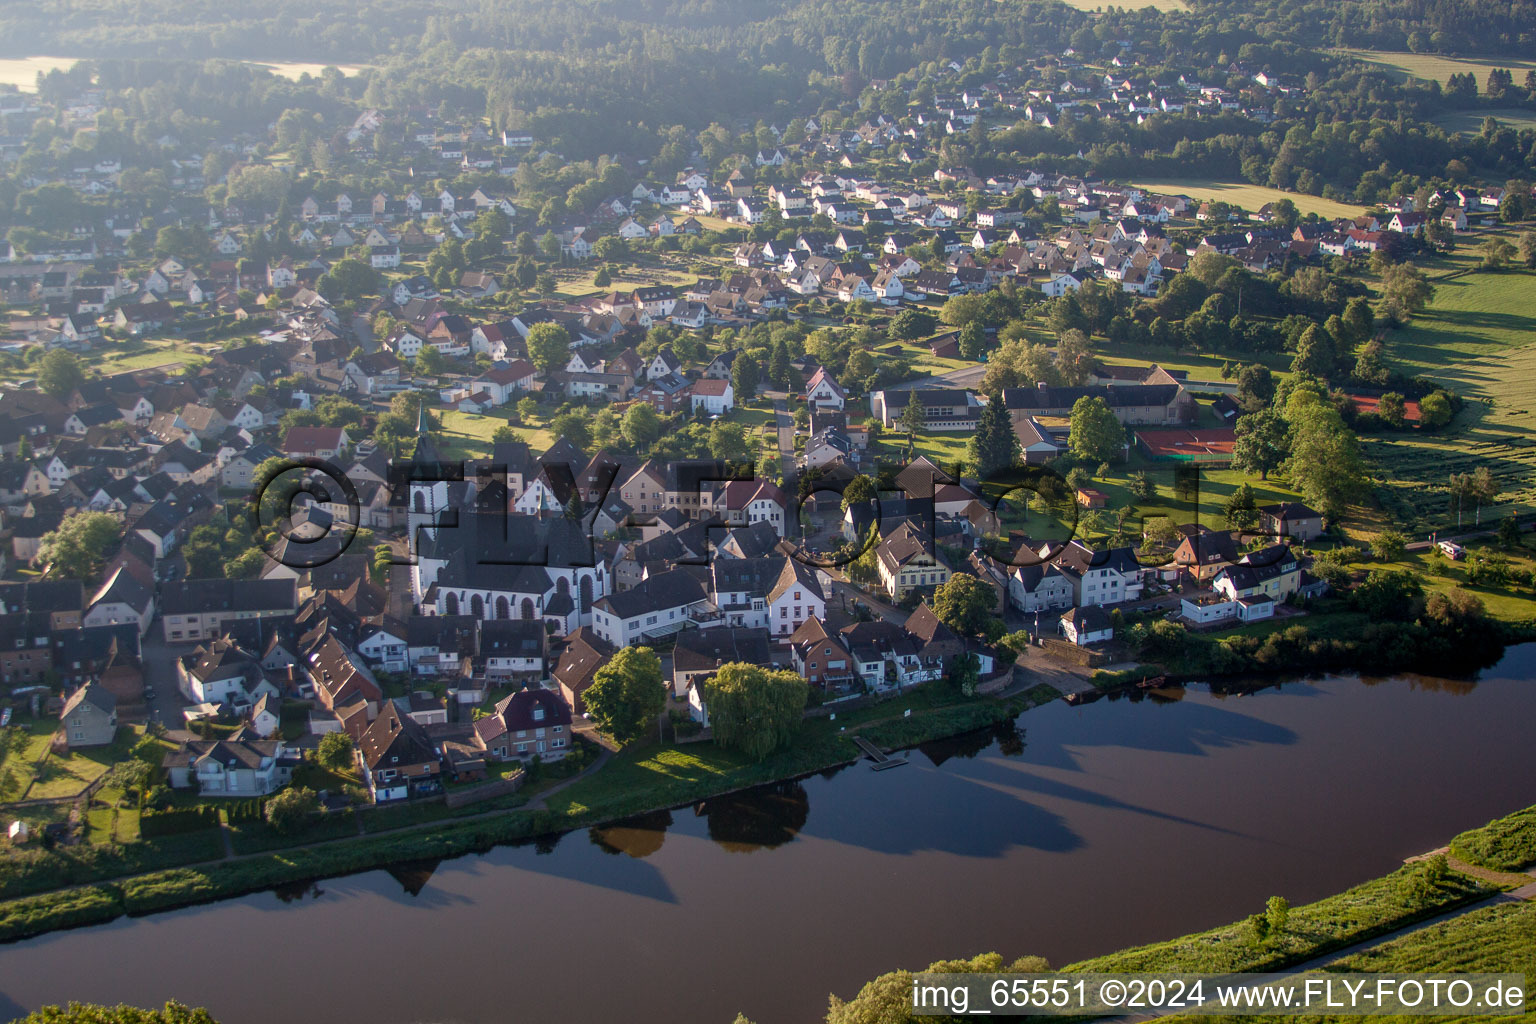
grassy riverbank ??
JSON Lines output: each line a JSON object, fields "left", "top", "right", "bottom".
{"left": 822, "top": 803, "right": 1536, "bottom": 1023}
{"left": 0, "top": 683, "right": 1050, "bottom": 944}
{"left": 1449, "top": 803, "right": 1536, "bottom": 873}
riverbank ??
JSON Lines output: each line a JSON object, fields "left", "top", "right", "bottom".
{"left": 0, "top": 683, "right": 1052, "bottom": 944}
{"left": 1107, "top": 610, "right": 1536, "bottom": 688}
{"left": 821, "top": 803, "right": 1536, "bottom": 1023}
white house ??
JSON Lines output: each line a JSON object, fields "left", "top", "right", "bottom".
{"left": 690, "top": 379, "right": 734, "bottom": 416}
{"left": 1059, "top": 606, "right": 1113, "bottom": 645}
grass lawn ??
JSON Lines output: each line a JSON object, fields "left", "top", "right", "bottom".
{"left": 438, "top": 408, "right": 554, "bottom": 461}
{"left": 1344, "top": 539, "right": 1536, "bottom": 622}
{"left": 1126, "top": 179, "right": 1365, "bottom": 219}
{"left": 1331, "top": 48, "right": 1536, "bottom": 87}
{"left": 547, "top": 683, "right": 1009, "bottom": 820}
{"left": 1449, "top": 803, "right": 1536, "bottom": 873}
{"left": 25, "top": 731, "right": 129, "bottom": 800}
{"left": 552, "top": 260, "right": 702, "bottom": 302}
{"left": 1096, "top": 342, "right": 1292, "bottom": 379}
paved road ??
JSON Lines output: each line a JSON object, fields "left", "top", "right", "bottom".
{"left": 771, "top": 394, "right": 796, "bottom": 487}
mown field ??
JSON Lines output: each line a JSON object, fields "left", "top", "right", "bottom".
{"left": 1127, "top": 178, "right": 1365, "bottom": 219}
{"left": 1332, "top": 48, "right": 1536, "bottom": 87}
{"left": 1384, "top": 266, "right": 1536, "bottom": 374}
{"left": 1433, "top": 108, "right": 1536, "bottom": 134}
{"left": 1365, "top": 268, "right": 1536, "bottom": 534}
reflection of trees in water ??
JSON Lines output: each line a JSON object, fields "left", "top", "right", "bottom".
{"left": 699, "top": 781, "right": 809, "bottom": 852}
{"left": 918, "top": 720, "right": 1026, "bottom": 766}
{"left": 1361, "top": 674, "right": 1479, "bottom": 696}
{"left": 534, "top": 832, "right": 563, "bottom": 855}
{"left": 272, "top": 881, "right": 323, "bottom": 903}
{"left": 384, "top": 858, "right": 442, "bottom": 896}
{"left": 589, "top": 809, "right": 675, "bottom": 859}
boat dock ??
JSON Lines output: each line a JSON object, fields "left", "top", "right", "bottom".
{"left": 851, "top": 735, "right": 907, "bottom": 770}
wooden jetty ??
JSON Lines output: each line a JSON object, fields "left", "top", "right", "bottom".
{"left": 851, "top": 735, "right": 907, "bottom": 770}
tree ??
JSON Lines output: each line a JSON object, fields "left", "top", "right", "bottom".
{"left": 1225, "top": 482, "right": 1259, "bottom": 530}
{"left": 266, "top": 786, "right": 321, "bottom": 834}
{"left": 1377, "top": 263, "right": 1434, "bottom": 323}
{"left": 1519, "top": 231, "right": 1536, "bottom": 268}
{"left": 899, "top": 394, "right": 926, "bottom": 440}
{"left": 1419, "top": 391, "right": 1454, "bottom": 428}
{"left": 11, "top": 1002, "right": 221, "bottom": 1023}
{"left": 37, "top": 512, "right": 121, "bottom": 579}
{"left": 538, "top": 231, "right": 562, "bottom": 260}
{"left": 708, "top": 421, "right": 752, "bottom": 461}
{"left": 317, "top": 258, "right": 377, "bottom": 301}
{"left": 1067, "top": 397, "right": 1123, "bottom": 462}
{"left": 527, "top": 323, "right": 571, "bottom": 374}
{"left": 701, "top": 663, "right": 808, "bottom": 760}
{"left": 957, "top": 321, "right": 988, "bottom": 360}
{"left": 317, "top": 732, "right": 354, "bottom": 771}
{"left": 768, "top": 341, "right": 793, "bottom": 391}
{"left": 1370, "top": 530, "right": 1407, "bottom": 562}
{"left": 1235, "top": 364, "right": 1275, "bottom": 412}
{"left": 37, "top": 350, "right": 84, "bottom": 398}
{"left": 1283, "top": 388, "right": 1366, "bottom": 516}
{"left": 1377, "top": 392, "right": 1407, "bottom": 428}
{"left": 841, "top": 474, "right": 877, "bottom": 512}
{"left": 890, "top": 308, "right": 935, "bottom": 339}
{"left": 620, "top": 402, "right": 662, "bottom": 452}
{"left": 547, "top": 409, "right": 593, "bottom": 452}
{"left": 1054, "top": 328, "right": 1093, "bottom": 386}
{"left": 1128, "top": 471, "right": 1156, "bottom": 501}
{"left": 584, "top": 646, "right": 666, "bottom": 745}
{"left": 1231, "top": 408, "right": 1290, "bottom": 481}
{"left": 967, "top": 391, "right": 1019, "bottom": 478}
{"left": 1352, "top": 569, "right": 1423, "bottom": 620}
{"left": 1480, "top": 237, "right": 1516, "bottom": 270}
{"left": 931, "top": 573, "right": 994, "bottom": 636}
{"left": 1265, "top": 895, "right": 1290, "bottom": 935}
{"left": 1290, "top": 323, "right": 1335, "bottom": 378}
{"left": 1499, "top": 513, "right": 1522, "bottom": 549}
{"left": 731, "top": 354, "right": 761, "bottom": 398}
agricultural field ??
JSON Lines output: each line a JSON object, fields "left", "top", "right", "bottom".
{"left": 1127, "top": 178, "right": 1365, "bottom": 219}
{"left": 1363, "top": 266, "right": 1536, "bottom": 534}
{"left": 1383, "top": 266, "right": 1536, "bottom": 375}
{"left": 1367, "top": 343, "right": 1536, "bottom": 535}
{"left": 1332, "top": 48, "right": 1536, "bottom": 88}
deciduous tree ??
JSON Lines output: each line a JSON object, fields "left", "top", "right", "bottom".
{"left": 585, "top": 646, "right": 667, "bottom": 745}
{"left": 701, "top": 663, "right": 808, "bottom": 760}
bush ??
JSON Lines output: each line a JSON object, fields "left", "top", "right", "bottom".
{"left": 265, "top": 787, "right": 321, "bottom": 835}
{"left": 139, "top": 807, "right": 220, "bottom": 838}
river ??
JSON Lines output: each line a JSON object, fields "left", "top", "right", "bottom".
{"left": 2, "top": 650, "right": 1535, "bottom": 1024}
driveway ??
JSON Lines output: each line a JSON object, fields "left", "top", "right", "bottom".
{"left": 138, "top": 633, "right": 191, "bottom": 728}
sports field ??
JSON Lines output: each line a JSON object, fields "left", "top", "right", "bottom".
{"left": 1127, "top": 179, "right": 1364, "bottom": 220}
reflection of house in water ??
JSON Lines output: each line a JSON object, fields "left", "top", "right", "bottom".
{"left": 385, "top": 858, "right": 443, "bottom": 896}
{"left": 589, "top": 810, "right": 675, "bottom": 859}
{"left": 697, "top": 781, "right": 809, "bottom": 852}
